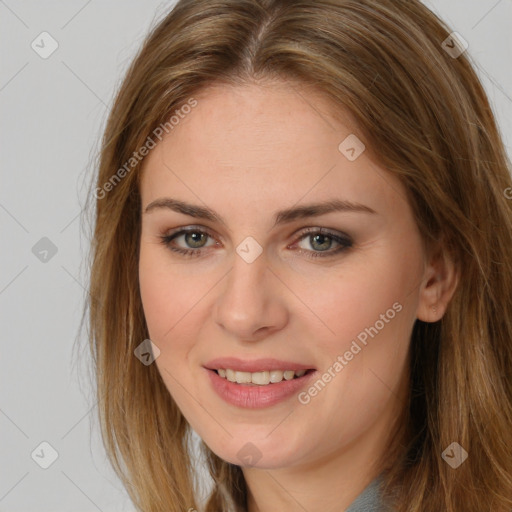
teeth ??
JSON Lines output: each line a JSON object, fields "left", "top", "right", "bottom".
{"left": 235, "top": 371, "right": 252, "bottom": 384}
{"left": 283, "top": 370, "right": 295, "bottom": 380}
{"left": 216, "top": 368, "right": 309, "bottom": 385}
{"left": 251, "top": 371, "right": 270, "bottom": 385}
{"left": 270, "top": 370, "right": 284, "bottom": 383}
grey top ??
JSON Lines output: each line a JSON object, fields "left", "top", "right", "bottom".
{"left": 345, "top": 476, "right": 384, "bottom": 512}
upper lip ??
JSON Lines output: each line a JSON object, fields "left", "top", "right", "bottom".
{"left": 204, "top": 357, "right": 315, "bottom": 373}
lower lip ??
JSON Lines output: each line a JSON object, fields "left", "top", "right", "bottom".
{"left": 205, "top": 368, "right": 317, "bottom": 409}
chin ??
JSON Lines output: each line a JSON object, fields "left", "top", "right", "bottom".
{"left": 202, "top": 432, "right": 305, "bottom": 470}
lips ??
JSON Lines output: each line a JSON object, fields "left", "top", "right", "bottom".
{"left": 203, "top": 357, "right": 315, "bottom": 373}
{"left": 203, "top": 357, "right": 317, "bottom": 408}
{"left": 205, "top": 365, "right": 318, "bottom": 408}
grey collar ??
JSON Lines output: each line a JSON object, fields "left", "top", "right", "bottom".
{"left": 345, "top": 476, "right": 383, "bottom": 512}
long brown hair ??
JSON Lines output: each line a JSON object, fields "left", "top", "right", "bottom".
{"left": 81, "top": 0, "right": 512, "bottom": 510}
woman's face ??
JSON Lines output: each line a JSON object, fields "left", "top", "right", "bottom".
{"left": 139, "top": 82, "right": 426, "bottom": 471}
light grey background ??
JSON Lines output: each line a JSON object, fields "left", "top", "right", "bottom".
{"left": 1, "top": 1, "right": 511, "bottom": 511}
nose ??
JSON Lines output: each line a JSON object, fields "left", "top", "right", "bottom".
{"left": 213, "top": 248, "right": 289, "bottom": 342}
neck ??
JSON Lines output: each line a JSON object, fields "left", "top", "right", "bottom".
{"left": 243, "top": 410, "right": 396, "bottom": 512}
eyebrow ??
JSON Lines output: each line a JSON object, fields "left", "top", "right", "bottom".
{"left": 143, "top": 197, "right": 377, "bottom": 228}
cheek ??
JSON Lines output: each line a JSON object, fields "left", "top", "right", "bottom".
{"left": 138, "top": 243, "right": 217, "bottom": 365}
{"left": 138, "top": 255, "right": 169, "bottom": 340}
{"left": 138, "top": 244, "right": 190, "bottom": 343}
{"left": 305, "top": 242, "right": 420, "bottom": 410}
{"left": 315, "top": 247, "right": 419, "bottom": 348}
{"left": 138, "top": 250, "right": 200, "bottom": 405}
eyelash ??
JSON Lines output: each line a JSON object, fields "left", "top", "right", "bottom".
{"left": 158, "top": 226, "right": 353, "bottom": 259}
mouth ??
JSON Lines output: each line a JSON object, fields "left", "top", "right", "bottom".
{"left": 203, "top": 357, "right": 316, "bottom": 384}
{"left": 204, "top": 359, "right": 318, "bottom": 408}
{"left": 209, "top": 368, "right": 316, "bottom": 386}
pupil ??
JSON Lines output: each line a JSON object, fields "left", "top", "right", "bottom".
{"left": 187, "top": 232, "right": 205, "bottom": 248}
{"left": 312, "top": 234, "right": 331, "bottom": 251}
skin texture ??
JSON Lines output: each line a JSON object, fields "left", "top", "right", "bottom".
{"left": 138, "top": 82, "right": 457, "bottom": 511}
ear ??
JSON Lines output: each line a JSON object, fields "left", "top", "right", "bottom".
{"left": 416, "top": 242, "right": 459, "bottom": 322}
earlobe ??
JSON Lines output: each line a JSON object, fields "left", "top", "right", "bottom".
{"left": 416, "top": 246, "right": 459, "bottom": 323}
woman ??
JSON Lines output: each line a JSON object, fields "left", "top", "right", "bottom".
{"left": 83, "top": 0, "right": 512, "bottom": 510}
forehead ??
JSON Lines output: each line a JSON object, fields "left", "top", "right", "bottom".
{"left": 139, "top": 82, "right": 406, "bottom": 216}
{"left": 170, "top": 81, "right": 358, "bottom": 159}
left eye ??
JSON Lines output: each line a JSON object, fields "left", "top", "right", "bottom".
{"left": 159, "top": 227, "right": 353, "bottom": 259}
{"left": 294, "top": 229, "right": 352, "bottom": 256}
